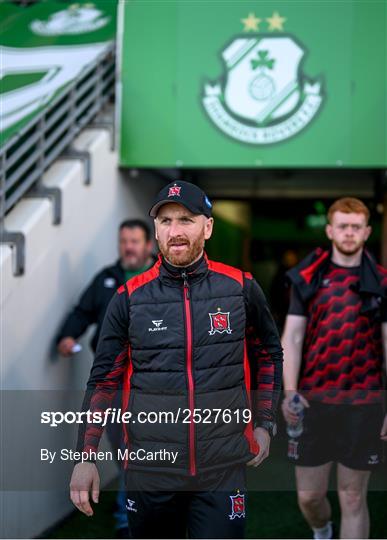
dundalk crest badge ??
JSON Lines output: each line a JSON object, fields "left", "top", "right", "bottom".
{"left": 229, "top": 492, "right": 246, "bottom": 520}
{"left": 202, "top": 11, "right": 325, "bottom": 145}
{"left": 168, "top": 184, "right": 182, "bottom": 197}
{"left": 208, "top": 310, "right": 232, "bottom": 335}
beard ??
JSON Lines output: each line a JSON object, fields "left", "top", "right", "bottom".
{"left": 158, "top": 232, "right": 205, "bottom": 267}
{"left": 333, "top": 238, "right": 364, "bottom": 256}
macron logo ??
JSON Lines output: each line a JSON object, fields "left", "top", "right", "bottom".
{"left": 149, "top": 320, "right": 168, "bottom": 332}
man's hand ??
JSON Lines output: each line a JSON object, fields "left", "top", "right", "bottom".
{"left": 58, "top": 337, "right": 76, "bottom": 357}
{"left": 380, "top": 414, "right": 387, "bottom": 442}
{"left": 247, "top": 427, "right": 270, "bottom": 467}
{"left": 281, "top": 391, "right": 309, "bottom": 425}
{"left": 70, "top": 462, "right": 100, "bottom": 516}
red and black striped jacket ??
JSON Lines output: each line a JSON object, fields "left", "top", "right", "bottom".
{"left": 77, "top": 253, "right": 283, "bottom": 475}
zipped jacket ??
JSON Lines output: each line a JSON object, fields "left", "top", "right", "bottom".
{"left": 77, "top": 254, "right": 283, "bottom": 475}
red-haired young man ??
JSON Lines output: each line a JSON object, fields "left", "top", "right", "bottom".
{"left": 282, "top": 198, "right": 387, "bottom": 539}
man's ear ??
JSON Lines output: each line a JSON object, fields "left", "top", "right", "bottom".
{"left": 154, "top": 219, "right": 158, "bottom": 241}
{"left": 325, "top": 223, "right": 333, "bottom": 240}
{"left": 204, "top": 217, "right": 214, "bottom": 241}
{"left": 365, "top": 225, "right": 372, "bottom": 241}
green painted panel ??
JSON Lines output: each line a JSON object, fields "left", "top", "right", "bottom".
{"left": 119, "top": 1, "right": 386, "bottom": 167}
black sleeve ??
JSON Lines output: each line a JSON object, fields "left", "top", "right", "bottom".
{"left": 244, "top": 275, "right": 283, "bottom": 426}
{"left": 287, "top": 285, "right": 307, "bottom": 316}
{"left": 56, "top": 274, "right": 100, "bottom": 343}
{"left": 75, "top": 288, "right": 130, "bottom": 459}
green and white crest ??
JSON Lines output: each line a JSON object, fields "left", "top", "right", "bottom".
{"left": 202, "top": 33, "right": 324, "bottom": 144}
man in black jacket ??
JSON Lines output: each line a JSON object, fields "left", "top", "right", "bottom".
{"left": 70, "top": 181, "right": 283, "bottom": 539}
{"left": 57, "top": 219, "right": 154, "bottom": 355}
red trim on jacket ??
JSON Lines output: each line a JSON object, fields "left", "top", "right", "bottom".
{"left": 207, "top": 259, "right": 244, "bottom": 286}
{"left": 84, "top": 349, "right": 128, "bottom": 456}
{"left": 183, "top": 283, "right": 196, "bottom": 475}
{"left": 243, "top": 340, "right": 259, "bottom": 455}
{"left": 299, "top": 249, "right": 329, "bottom": 285}
{"left": 377, "top": 264, "right": 387, "bottom": 279}
{"left": 126, "top": 259, "right": 161, "bottom": 295}
{"left": 122, "top": 345, "right": 133, "bottom": 469}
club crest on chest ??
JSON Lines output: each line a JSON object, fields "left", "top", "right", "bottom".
{"left": 208, "top": 310, "right": 232, "bottom": 335}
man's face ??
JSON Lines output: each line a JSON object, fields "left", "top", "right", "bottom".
{"left": 155, "top": 203, "right": 214, "bottom": 266}
{"left": 326, "top": 211, "right": 371, "bottom": 256}
{"left": 119, "top": 227, "right": 152, "bottom": 270}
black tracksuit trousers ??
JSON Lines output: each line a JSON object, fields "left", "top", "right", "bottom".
{"left": 125, "top": 465, "right": 247, "bottom": 539}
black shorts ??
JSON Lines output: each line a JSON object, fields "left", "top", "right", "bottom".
{"left": 125, "top": 465, "right": 247, "bottom": 539}
{"left": 287, "top": 402, "right": 385, "bottom": 470}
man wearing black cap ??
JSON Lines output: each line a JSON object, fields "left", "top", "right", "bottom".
{"left": 70, "top": 181, "right": 283, "bottom": 539}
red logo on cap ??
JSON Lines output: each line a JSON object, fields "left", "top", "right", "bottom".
{"left": 168, "top": 185, "right": 181, "bottom": 197}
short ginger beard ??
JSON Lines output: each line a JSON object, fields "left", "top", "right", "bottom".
{"left": 158, "top": 231, "right": 205, "bottom": 267}
{"left": 333, "top": 238, "right": 365, "bottom": 257}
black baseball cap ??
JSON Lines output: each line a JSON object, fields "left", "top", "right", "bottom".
{"left": 149, "top": 181, "right": 213, "bottom": 218}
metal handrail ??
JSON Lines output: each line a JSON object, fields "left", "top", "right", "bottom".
{"left": 0, "top": 42, "right": 116, "bottom": 219}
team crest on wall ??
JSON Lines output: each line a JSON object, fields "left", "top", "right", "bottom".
{"left": 202, "top": 11, "right": 325, "bottom": 145}
{"left": 30, "top": 3, "right": 111, "bottom": 36}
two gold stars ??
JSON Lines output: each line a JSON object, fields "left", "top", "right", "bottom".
{"left": 241, "top": 11, "right": 286, "bottom": 32}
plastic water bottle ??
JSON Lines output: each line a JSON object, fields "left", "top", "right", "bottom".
{"left": 286, "top": 394, "right": 304, "bottom": 438}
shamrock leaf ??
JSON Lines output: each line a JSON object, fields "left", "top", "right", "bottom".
{"left": 251, "top": 49, "right": 275, "bottom": 70}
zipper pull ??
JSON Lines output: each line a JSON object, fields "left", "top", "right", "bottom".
{"left": 181, "top": 271, "right": 190, "bottom": 298}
